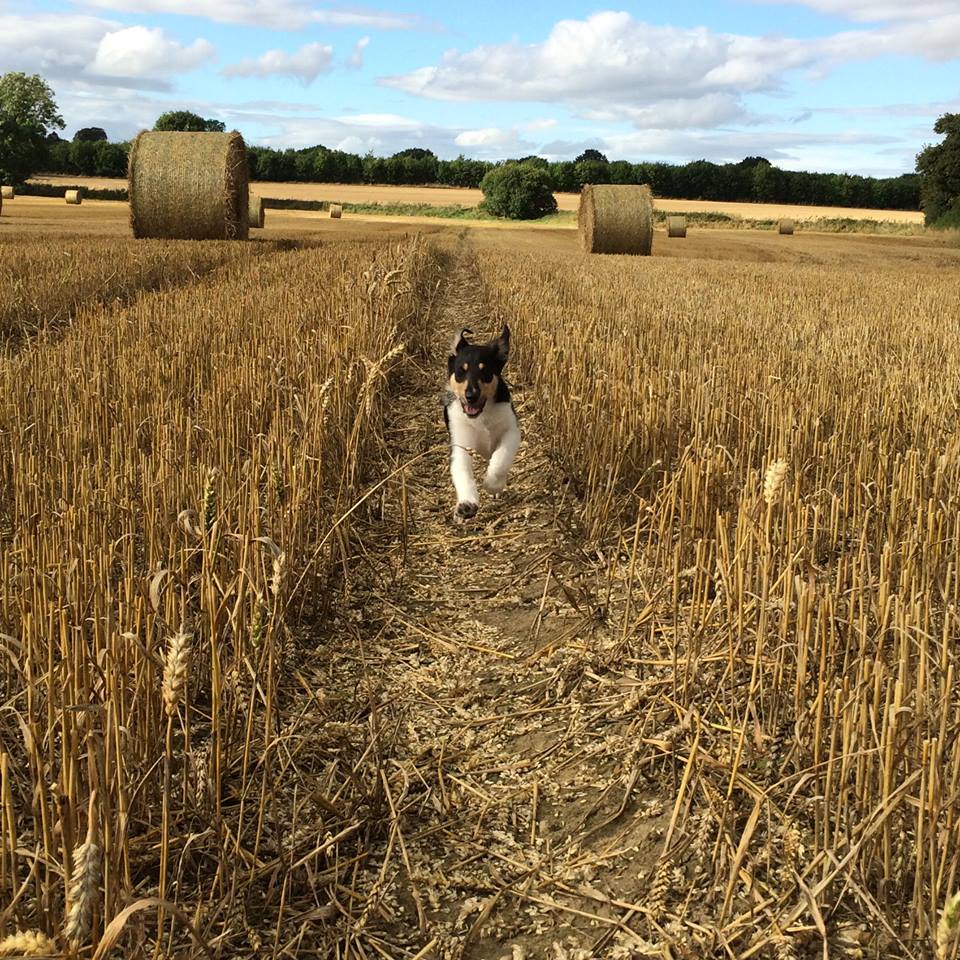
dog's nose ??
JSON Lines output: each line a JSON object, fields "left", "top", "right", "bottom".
{"left": 465, "top": 386, "right": 480, "bottom": 402}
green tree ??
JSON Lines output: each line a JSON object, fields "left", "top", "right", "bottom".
{"left": 46, "top": 137, "right": 71, "bottom": 173}
{"left": 575, "top": 148, "right": 608, "bottom": 164}
{"left": 574, "top": 157, "right": 610, "bottom": 188}
{"left": 73, "top": 126, "right": 107, "bottom": 142}
{"left": 389, "top": 148, "right": 438, "bottom": 184}
{"left": 153, "top": 110, "right": 225, "bottom": 133}
{"left": 437, "top": 155, "right": 490, "bottom": 187}
{"left": 68, "top": 139, "right": 99, "bottom": 175}
{"left": 916, "top": 113, "right": 960, "bottom": 226}
{"left": 480, "top": 162, "right": 557, "bottom": 220}
{"left": 548, "top": 160, "right": 577, "bottom": 192}
{"left": 752, "top": 162, "right": 787, "bottom": 202}
{"left": 0, "top": 72, "right": 64, "bottom": 184}
{"left": 93, "top": 140, "right": 129, "bottom": 177}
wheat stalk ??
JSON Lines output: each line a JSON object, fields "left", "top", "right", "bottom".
{"left": 64, "top": 792, "right": 100, "bottom": 944}
{"left": 0, "top": 930, "right": 59, "bottom": 956}
{"left": 763, "top": 459, "right": 788, "bottom": 505}
{"left": 162, "top": 627, "right": 193, "bottom": 716}
{"left": 202, "top": 467, "right": 220, "bottom": 533}
{"left": 938, "top": 891, "right": 960, "bottom": 960}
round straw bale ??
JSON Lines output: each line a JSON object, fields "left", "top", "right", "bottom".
{"left": 329, "top": 203, "right": 343, "bottom": 219}
{"left": 1, "top": 186, "right": 14, "bottom": 199}
{"left": 578, "top": 184, "right": 653, "bottom": 255}
{"left": 248, "top": 195, "right": 264, "bottom": 228}
{"left": 65, "top": 189, "right": 83, "bottom": 205}
{"left": 128, "top": 131, "right": 249, "bottom": 240}
{"left": 779, "top": 218, "right": 795, "bottom": 235}
{"left": 666, "top": 215, "right": 687, "bottom": 238}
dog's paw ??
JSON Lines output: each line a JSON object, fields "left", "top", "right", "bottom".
{"left": 483, "top": 474, "right": 507, "bottom": 495}
{"left": 454, "top": 500, "right": 479, "bottom": 522}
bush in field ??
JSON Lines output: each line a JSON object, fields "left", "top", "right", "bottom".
{"left": 480, "top": 162, "right": 557, "bottom": 220}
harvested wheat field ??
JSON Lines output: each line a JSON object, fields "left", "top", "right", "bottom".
{"left": 2, "top": 209, "right": 960, "bottom": 960}
{"left": 30, "top": 174, "right": 926, "bottom": 224}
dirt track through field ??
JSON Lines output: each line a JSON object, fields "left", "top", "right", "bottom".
{"left": 329, "top": 241, "right": 680, "bottom": 959}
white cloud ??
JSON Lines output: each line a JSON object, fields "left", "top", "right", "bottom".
{"left": 346, "top": 35, "right": 370, "bottom": 69}
{"left": 0, "top": 14, "right": 213, "bottom": 91}
{"left": 522, "top": 118, "right": 557, "bottom": 132}
{"left": 752, "top": 1, "right": 958, "bottom": 21}
{"left": 0, "top": 14, "right": 115, "bottom": 79}
{"left": 383, "top": 13, "right": 814, "bottom": 106}
{"left": 90, "top": 26, "right": 214, "bottom": 78}
{"left": 311, "top": 7, "right": 428, "bottom": 29}
{"left": 383, "top": 9, "right": 960, "bottom": 137}
{"left": 597, "top": 126, "right": 911, "bottom": 177}
{"left": 80, "top": 0, "right": 432, "bottom": 31}
{"left": 246, "top": 111, "right": 455, "bottom": 154}
{"left": 582, "top": 93, "right": 749, "bottom": 129}
{"left": 455, "top": 127, "right": 521, "bottom": 148}
{"left": 224, "top": 42, "right": 333, "bottom": 84}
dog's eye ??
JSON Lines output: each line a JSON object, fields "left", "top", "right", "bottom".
{"left": 479, "top": 368, "right": 494, "bottom": 383}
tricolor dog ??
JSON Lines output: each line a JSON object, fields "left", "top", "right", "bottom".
{"left": 444, "top": 325, "right": 521, "bottom": 521}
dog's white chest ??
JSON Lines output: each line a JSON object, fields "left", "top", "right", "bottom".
{"left": 450, "top": 402, "right": 514, "bottom": 459}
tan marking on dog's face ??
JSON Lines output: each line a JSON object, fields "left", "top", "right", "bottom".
{"left": 449, "top": 374, "right": 468, "bottom": 400}
{"left": 479, "top": 375, "right": 499, "bottom": 403}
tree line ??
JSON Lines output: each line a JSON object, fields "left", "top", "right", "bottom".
{"left": 0, "top": 74, "right": 935, "bottom": 215}
{"left": 41, "top": 133, "right": 921, "bottom": 210}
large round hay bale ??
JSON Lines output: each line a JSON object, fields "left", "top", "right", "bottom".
{"left": 65, "top": 189, "right": 82, "bottom": 205}
{"left": 666, "top": 215, "right": 687, "bottom": 238}
{"left": 578, "top": 184, "right": 653, "bottom": 255}
{"left": 329, "top": 203, "right": 343, "bottom": 219}
{"left": 779, "top": 218, "right": 795, "bottom": 235}
{"left": 128, "top": 131, "right": 249, "bottom": 240}
{"left": 1, "top": 186, "right": 14, "bottom": 199}
{"left": 248, "top": 195, "right": 264, "bottom": 228}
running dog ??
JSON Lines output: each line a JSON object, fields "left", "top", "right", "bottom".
{"left": 444, "top": 325, "right": 520, "bottom": 521}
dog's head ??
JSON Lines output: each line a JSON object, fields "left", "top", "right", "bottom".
{"left": 447, "top": 325, "right": 510, "bottom": 418}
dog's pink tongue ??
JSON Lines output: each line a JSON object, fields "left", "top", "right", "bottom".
{"left": 466, "top": 404, "right": 481, "bottom": 415}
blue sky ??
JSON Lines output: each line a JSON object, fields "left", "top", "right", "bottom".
{"left": 5, "top": 0, "right": 959, "bottom": 175}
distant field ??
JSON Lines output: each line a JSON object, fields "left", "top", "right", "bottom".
{"left": 30, "top": 174, "right": 925, "bottom": 224}
{"left": 5, "top": 195, "right": 955, "bottom": 273}
{"left": 4, "top": 195, "right": 956, "bottom": 274}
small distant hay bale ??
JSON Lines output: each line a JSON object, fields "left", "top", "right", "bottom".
{"left": 779, "top": 218, "right": 795, "bottom": 235}
{"left": 329, "top": 203, "right": 343, "bottom": 219}
{"left": 1, "top": 186, "right": 14, "bottom": 199}
{"left": 578, "top": 184, "right": 653, "bottom": 255}
{"left": 65, "top": 189, "right": 83, "bottom": 205}
{"left": 248, "top": 195, "right": 264, "bottom": 228}
{"left": 666, "top": 215, "right": 687, "bottom": 238}
{"left": 128, "top": 130, "right": 249, "bottom": 240}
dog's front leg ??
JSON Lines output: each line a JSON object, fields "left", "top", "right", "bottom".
{"left": 450, "top": 444, "right": 480, "bottom": 520}
{"left": 483, "top": 422, "right": 521, "bottom": 495}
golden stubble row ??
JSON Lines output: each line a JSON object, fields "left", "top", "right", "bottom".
{"left": 0, "top": 237, "right": 435, "bottom": 954}
{"left": 0, "top": 237, "right": 281, "bottom": 350}
{"left": 476, "top": 248, "right": 960, "bottom": 953}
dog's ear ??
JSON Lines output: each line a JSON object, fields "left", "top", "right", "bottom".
{"left": 495, "top": 324, "right": 510, "bottom": 363}
{"left": 449, "top": 328, "right": 472, "bottom": 357}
